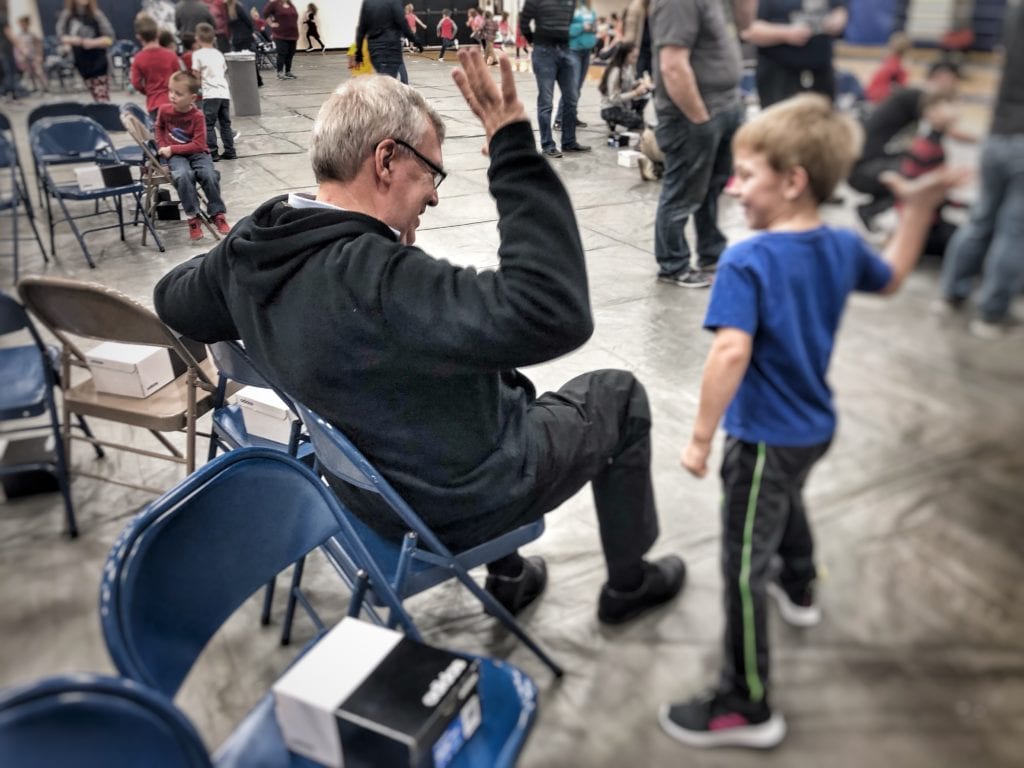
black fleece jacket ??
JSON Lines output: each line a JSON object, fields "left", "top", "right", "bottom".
{"left": 519, "top": 0, "right": 575, "bottom": 46}
{"left": 154, "top": 121, "right": 592, "bottom": 539}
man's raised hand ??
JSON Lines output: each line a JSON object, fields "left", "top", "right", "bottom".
{"left": 452, "top": 47, "right": 528, "bottom": 146}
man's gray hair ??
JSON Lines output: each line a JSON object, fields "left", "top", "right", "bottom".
{"left": 310, "top": 76, "right": 446, "bottom": 183}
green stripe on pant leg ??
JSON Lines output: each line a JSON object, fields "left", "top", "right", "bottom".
{"left": 739, "top": 442, "right": 767, "bottom": 702}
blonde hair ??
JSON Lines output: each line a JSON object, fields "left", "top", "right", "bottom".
{"left": 733, "top": 94, "right": 863, "bottom": 203}
{"left": 195, "top": 22, "right": 216, "bottom": 44}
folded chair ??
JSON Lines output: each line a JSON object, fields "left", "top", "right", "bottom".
{"left": 290, "top": 402, "right": 563, "bottom": 676}
{"left": 119, "top": 107, "right": 221, "bottom": 243}
{"left": 0, "top": 674, "right": 213, "bottom": 768}
{"left": 100, "top": 448, "right": 538, "bottom": 768}
{"left": 17, "top": 276, "right": 218, "bottom": 493}
{"left": 30, "top": 115, "right": 164, "bottom": 267}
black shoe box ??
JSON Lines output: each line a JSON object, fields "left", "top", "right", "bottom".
{"left": 274, "top": 619, "right": 482, "bottom": 768}
{"left": 0, "top": 435, "right": 60, "bottom": 498}
{"left": 99, "top": 163, "right": 134, "bottom": 187}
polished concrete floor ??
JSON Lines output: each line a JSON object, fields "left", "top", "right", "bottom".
{"left": 1, "top": 50, "right": 1022, "bottom": 768}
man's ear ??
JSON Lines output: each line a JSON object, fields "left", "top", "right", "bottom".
{"left": 375, "top": 139, "right": 396, "bottom": 184}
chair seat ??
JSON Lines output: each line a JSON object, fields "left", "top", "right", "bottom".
{"left": 0, "top": 345, "right": 47, "bottom": 419}
{"left": 325, "top": 516, "right": 546, "bottom": 603}
{"left": 213, "top": 657, "right": 535, "bottom": 768}
{"left": 49, "top": 180, "right": 143, "bottom": 200}
{"left": 64, "top": 356, "right": 217, "bottom": 431}
{"left": 212, "top": 404, "right": 315, "bottom": 460}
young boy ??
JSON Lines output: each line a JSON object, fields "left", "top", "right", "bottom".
{"left": 155, "top": 70, "right": 231, "bottom": 240}
{"left": 658, "top": 95, "right": 963, "bottom": 750}
{"left": 436, "top": 9, "right": 457, "bottom": 61}
{"left": 191, "top": 22, "right": 236, "bottom": 161}
{"left": 130, "top": 13, "right": 182, "bottom": 121}
{"left": 14, "top": 15, "right": 47, "bottom": 93}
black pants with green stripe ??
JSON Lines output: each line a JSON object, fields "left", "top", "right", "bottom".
{"left": 718, "top": 436, "right": 831, "bottom": 705}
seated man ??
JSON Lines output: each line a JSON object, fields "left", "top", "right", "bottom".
{"left": 153, "top": 48, "right": 685, "bottom": 624}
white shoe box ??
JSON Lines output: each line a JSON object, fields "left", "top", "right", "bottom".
{"left": 235, "top": 385, "right": 296, "bottom": 444}
{"left": 273, "top": 618, "right": 481, "bottom": 768}
{"left": 617, "top": 149, "right": 643, "bottom": 168}
{"left": 86, "top": 342, "right": 175, "bottom": 398}
{"left": 74, "top": 164, "right": 105, "bottom": 191}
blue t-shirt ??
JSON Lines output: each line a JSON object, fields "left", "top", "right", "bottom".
{"left": 569, "top": 7, "right": 597, "bottom": 51}
{"left": 704, "top": 227, "right": 892, "bottom": 446}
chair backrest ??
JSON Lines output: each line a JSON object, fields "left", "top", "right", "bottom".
{"left": 99, "top": 449, "right": 345, "bottom": 698}
{"left": 0, "top": 132, "right": 16, "bottom": 175}
{"left": 120, "top": 102, "right": 154, "bottom": 132}
{"left": 207, "top": 340, "right": 279, "bottom": 390}
{"left": 0, "top": 290, "right": 45, "bottom": 346}
{"left": 17, "top": 276, "right": 188, "bottom": 356}
{"left": 26, "top": 101, "right": 86, "bottom": 128}
{"left": 84, "top": 102, "right": 127, "bottom": 133}
{"left": 0, "top": 674, "right": 213, "bottom": 768}
{"left": 29, "top": 116, "right": 120, "bottom": 167}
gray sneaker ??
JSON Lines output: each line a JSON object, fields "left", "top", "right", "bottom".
{"left": 657, "top": 268, "right": 711, "bottom": 289}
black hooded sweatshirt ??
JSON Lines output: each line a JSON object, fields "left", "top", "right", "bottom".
{"left": 154, "top": 121, "right": 593, "bottom": 542}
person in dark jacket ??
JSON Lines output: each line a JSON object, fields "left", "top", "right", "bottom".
{"left": 355, "top": 0, "right": 409, "bottom": 84}
{"left": 174, "top": 0, "right": 215, "bottom": 36}
{"left": 225, "top": 0, "right": 260, "bottom": 85}
{"left": 520, "top": 0, "right": 591, "bottom": 158}
{"left": 154, "top": 48, "right": 685, "bottom": 623}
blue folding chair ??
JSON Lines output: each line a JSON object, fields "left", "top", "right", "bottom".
{"left": 83, "top": 103, "right": 145, "bottom": 165}
{"left": 0, "top": 290, "right": 76, "bottom": 536}
{"left": 289, "top": 403, "right": 563, "bottom": 677}
{"left": 0, "top": 131, "right": 46, "bottom": 283}
{"left": 0, "top": 673, "right": 213, "bottom": 768}
{"left": 206, "top": 340, "right": 315, "bottom": 626}
{"left": 26, "top": 101, "right": 86, "bottom": 207}
{"left": 30, "top": 115, "right": 163, "bottom": 268}
{"left": 100, "top": 448, "right": 538, "bottom": 768}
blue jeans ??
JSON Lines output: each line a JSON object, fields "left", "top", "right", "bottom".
{"left": 654, "top": 104, "right": 742, "bottom": 276}
{"left": 557, "top": 49, "right": 590, "bottom": 126}
{"left": 532, "top": 43, "right": 580, "bottom": 151}
{"left": 941, "top": 134, "right": 1024, "bottom": 322}
{"left": 169, "top": 153, "right": 225, "bottom": 218}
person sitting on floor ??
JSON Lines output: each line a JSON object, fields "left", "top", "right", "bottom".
{"left": 599, "top": 41, "right": 652, "bottom": 133}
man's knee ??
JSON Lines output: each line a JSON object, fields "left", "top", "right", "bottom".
{"left": 580, "top": 369, "right": 651, "bottom": 426}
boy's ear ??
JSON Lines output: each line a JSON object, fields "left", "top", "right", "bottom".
{"left": 784, "top": 165, "right": 811, "bottom": 201}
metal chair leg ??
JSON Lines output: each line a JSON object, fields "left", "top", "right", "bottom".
{"left": 280, "top": 555, "right": 306, "bottom": 646}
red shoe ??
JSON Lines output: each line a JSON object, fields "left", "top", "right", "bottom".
{"left": 212, "top": 213, "right": 230, "bottom": 235}
{"left": 187, "top": 216, "right": 203, "bottom": 240}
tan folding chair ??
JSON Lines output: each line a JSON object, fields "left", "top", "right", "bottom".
{"left": 17, "top": 276, "right": 218, "bottom": 491}
{"left": 119, "top": 111, "right": 221, "bottom": 243}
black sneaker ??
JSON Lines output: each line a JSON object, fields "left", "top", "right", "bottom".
{"left": 657, "top": 269, "right": 711, "bottom": 289}
{"left": 597, "top": 555, "right": 686, "bottom": 624}
{"left": 696, "top": 257, "right": 720, "bottom": 272}
{"left": 766, "top": 581, "right": 821, "bottom": 627}
{"left": 577, "top": 120, "right": 588, "bottom": 128}
{"left": 485, "top": 555, "right": 547, "bottom": 616}
{"left": 210, "top": 151, "right": 220, "bottom": 162}
{"left": 219, "top": 150, "right": 237, "bottom": 160}
{"left": 659, "top": 690, "right": 786, "bottom": 749}
{"left": 561, "top": 143, "right": 591, "bottom": 153}
{"left": 543, "top": 147, "right": 563, "bottom": 159}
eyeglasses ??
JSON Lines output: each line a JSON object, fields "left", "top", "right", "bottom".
{"left": 393, "top": 139, "right": 448, "bottom": 189}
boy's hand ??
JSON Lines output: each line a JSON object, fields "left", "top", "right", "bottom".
{"left": 452, "top": 48, "right": 527, "bottom": 144}
{"left": 158, "top": 146, "right": 172, "bottom": 158}
{"left": 881, "top": 166, "right": 972, "bottom": 210}
{"left": 681, "top": 437, "right": 711, "bottom": 478}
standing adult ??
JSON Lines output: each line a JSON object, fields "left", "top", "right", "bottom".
{"left": 263, "top": 0, "right": 299, "bottom": 79}
{"left": 0, "top": 11, "right": 18, "bottom": 102}
{"left": 354, "top": 0, "right": 409, "bottom": 84}
{"left": 201, "top": 0, "right": 231, "bottom": 52}
{"left": 175, "top": 0, "right": 215, "bottom": 37}
{"left": 621, "top": 0, "right": 651, "bottom": 77}
{"left": 226, "top": 0, "right": 261, "bottom": 86}
{"left": 649, "top": 0, "right": 753, "bottom": 287}
{"left": 740, "top": 0, "right": 848, "bottom": 108}
{"left": 939, "top": 2, "right": 1024, "bottom": 339}
{"left": 555, "top": 0, "right": 597, "bottom": 132}
{"left": 520, "top": 0, "right": 591, "bottom": 158}
{"left": 143, "top": 0, "right": 178, "bottom": 35}
{"left": 56, "top": 0, "right": 114, "bottom": 103}
{"left": 153, "top": 49, "right": 686, "bottom": 625}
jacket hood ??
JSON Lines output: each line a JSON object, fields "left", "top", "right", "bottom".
{"left": 221, "top": 194, "right": 397, "bottom": 305}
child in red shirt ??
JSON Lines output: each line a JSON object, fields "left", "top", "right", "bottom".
{"left": 130, "top": 13, "right": 182, "bottom": 120}
{"left": 865, "top": 32, "right": 911, "bottom": 104}
{"left": 155, "top": 70, "right": 230, "bottom": 240}
{"left": 436, "top": 8, "right": 458, "bottom": 61}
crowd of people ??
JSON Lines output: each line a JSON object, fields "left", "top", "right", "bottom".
{"left": 2, "top": 0, "right": 1021, "bottom": 756}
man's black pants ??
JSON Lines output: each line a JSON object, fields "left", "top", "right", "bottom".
{"left": 718, "top": 437, "right": 830, "bottom": 704}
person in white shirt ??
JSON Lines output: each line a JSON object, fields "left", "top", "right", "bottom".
{"left": 192, "top": 22, "right": 237, "bottom": 159}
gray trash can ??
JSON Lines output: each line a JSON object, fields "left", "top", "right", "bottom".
{"left": 225, "top": 51, "right": 260, "bottom": 117}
